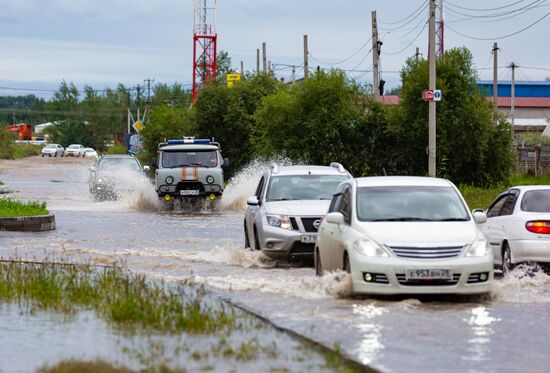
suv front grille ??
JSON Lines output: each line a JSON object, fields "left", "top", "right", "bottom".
{"left": 300, "top": 217, "right": 322, "bottom": 232}
{"left": 389, "top": 245, "right": 465, "bottom": 259}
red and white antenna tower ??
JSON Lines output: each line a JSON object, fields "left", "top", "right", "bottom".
{"left": 435, "top": 0, "right": 444, "bottom": 58}
{"left": 192, "top": 0, "right": 217, "bottom": 102}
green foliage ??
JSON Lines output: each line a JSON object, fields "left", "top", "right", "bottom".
{"left": 0, "top": 198, "right": 48, "bottom": 217}
{"left": 194, "top": 75, "right": 280, "bottom": 177}
{"left": 0, "top": 130, "right": 42, "bottom": 159}
{"left": 389, "top": 48, "right": 513, "bottom": 185}
{"left": 216, "top": 50, "right": 234, "bottom": 83}
{"left": 103, "top": 144, "right": 127, "bottom": 155}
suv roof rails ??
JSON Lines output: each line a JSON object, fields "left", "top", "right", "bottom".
{"left": 270, "top": 163, "right": 279, "bottom": 174}
{"left": 330, "top": 162, "right": 346, "bottom": 173}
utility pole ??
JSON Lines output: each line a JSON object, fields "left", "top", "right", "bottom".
{"left": 415, "top": 47, "right": 420, "bottom": 61}
{"left": 303, "top": 34, "right": 309, "bottom": 79}
{"left": 371, "top": 11, "right": 379, "bottom": 98}
{"left": 240, "top": 61, "right": 244, "bottom": 79}
{"left": 291, "top": 65, "right": 296, "bottom": 83}
{"left": 262, "top": 42, "right": 267, "bottom": 74}
{"left": 256, "top": 48, "right": 260, "bottom": 76}
{"left": 510, "top": 62, "right": 517, "bottom": 126}
{"left": 127, "top": 88, "right": 131, "bottom": 136}
{"left": 493, "top": 42, "right": 499, "bottom": 108}
{"left": 428, "top": 0, "right": 437, "bottom": 177}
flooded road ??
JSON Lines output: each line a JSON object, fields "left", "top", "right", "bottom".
{"left": 2, "top": 156, "right": 550, "bottom": 372}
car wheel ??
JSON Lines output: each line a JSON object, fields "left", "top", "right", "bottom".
{"left": 244, "top": 222, "right": 250, "bottom": 248}
{"left": 502, "top": 242, "right": 514, "bottom": 276}
{"left": 41, "top": 154, "right": 44, "bottom": 157}
{"left": 343, "top": 252, "right": 351, "bottom": 273}
{"left": 315, "top": 248, "right": 323, "bottom": 276}
{"left": 54, "top": 153, "right": 57, "bottom": 157}
{"left": 253, "top": 226, "right": 261, "bottom": 251}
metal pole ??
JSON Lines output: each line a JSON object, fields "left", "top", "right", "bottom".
{"left": 510, "top": 62, "right": 516, "bottom": 126}
{"left": 493, "top": 42, "right": 499, "bottom": 108}
{"left": 303, "top": 34, "right": 309, "bottom": 78}
{"left": 240, "top": 61, "right": 244, "bottom": 79}
{"left": 428, "top": 0, "right": 437, "bottom": 177}
{"left": 256, "top": 48, "right": 260, "bottom": 76}
{"left": 262, "top": 42, "right": 267, "bottom": 74}
{"left": 372, "top": 11, "right": 379, "bottom": 97}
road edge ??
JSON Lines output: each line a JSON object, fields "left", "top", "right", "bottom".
{"left": 0, "top": 214, "right": 56, "bottom": 231}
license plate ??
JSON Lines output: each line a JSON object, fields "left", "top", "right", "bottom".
{"left": 301, "top": 235, "right": 316, "bottom": 243}
{"left": 406, "top": 269, "right": 453, "bottom": 280}
{"left": 180, "top": 190, "right": 200, "bottom": 196}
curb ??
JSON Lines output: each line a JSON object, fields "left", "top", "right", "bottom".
{"left": 0, "top": 214, "right": 56, "bottom": 232}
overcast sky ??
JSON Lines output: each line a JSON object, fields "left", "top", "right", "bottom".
{"left": 0, "top": 0, "right": 549, "bottom": 98}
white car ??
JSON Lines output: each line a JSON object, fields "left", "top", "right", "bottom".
{"left": 41, "top": 144, "right": 64, "bottom": 157}
{"left": 480, "top": 186, "right": 550, "bottom": 275}
{"left": 84, "top": 148, "right": 98, "bottom": 158}
{"left": 64, "top": 144, "right": 86, "bottom": 157}
{"left": 315, "top": 176, "right": 493, "bottom": 295}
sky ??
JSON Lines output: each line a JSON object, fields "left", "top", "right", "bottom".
{"left": 0, "top": 0, "right": 549, "bottom": 98}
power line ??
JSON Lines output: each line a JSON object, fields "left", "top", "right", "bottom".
{"left": 446, "top": 0, "right": 529, "bottom": 12}
{"left": 309, "top": 37, "right": 372, "bottom": 66}
{"left": 445, "top": 0, "right": 545, "bottom": 19}
{"left": 383, "top": 20, "right": 429, "bottom": 56}
{"left": 378, "top": 0, "right": 426, "bottom": 25}
{"left": 446, "top": 10, "right": 550, "bottom": 40}
{"left": 379, "top": 3, "right": 429, "bottom": 32}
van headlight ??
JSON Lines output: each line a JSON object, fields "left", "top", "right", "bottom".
{"left": 465, "top": 235, "right": 491, "bottom": 257}
{"left": 267, "top": 214, "right": 292, "bottom": 230}
{"left": 353, "top": 237, "right": 390, "bottom": 257}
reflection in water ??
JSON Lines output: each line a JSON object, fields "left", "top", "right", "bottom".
{"left": 464, "top": 306, "right": 499, "bottom": 362}
{"left": 353, "top": 304, "right": 387, "bottom": 367}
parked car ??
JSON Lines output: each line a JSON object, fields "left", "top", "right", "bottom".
{"left": 84, "top": 148, "right": 98, "bottom": 158}
{"left": 479, "top": 186, "right": 550, "bottom": 275}
{"left": 65, "top": 144, "right": 86, "bottom": 157}
{"left": 41, "top": 144, "right": 64, "bottom": 157}
{"left": 89, "top": 154, "right": 150, "bottom": 200}
{"left": 244, "top": 163, "right": 351, "bottom": 261}
{"left": 315, "top": 176, "right": 493, "bottom": 295}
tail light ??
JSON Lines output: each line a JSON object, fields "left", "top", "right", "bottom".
{"left": 525, "top": 221, "right": 550, "bottom": 234}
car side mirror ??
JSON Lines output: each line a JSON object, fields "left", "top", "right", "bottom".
{"left": 472, "top": 210, "right": 488, "bottom": 224}
{"left": 325, "top": 212, "right": 345, "bottom": 225}
{"left": 223, "top": 157, "right": 230, "bottom": 169}
{"left": 151, "top": 157, "right": 157, "bottom": 167}
{"left": 143, "top": 165, "right": 150, "bottom": 172}
{"left": 247, "top": 196, "right": 259, "bottom": 206}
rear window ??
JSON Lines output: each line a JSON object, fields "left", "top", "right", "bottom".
{"left": 521, "top": 190, "right": 550, "bottom": 212}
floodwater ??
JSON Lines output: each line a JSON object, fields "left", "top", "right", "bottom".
{"left": 2, "top": 156, "right": 550, "bottom": 372}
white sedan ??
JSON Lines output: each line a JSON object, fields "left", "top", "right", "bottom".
{"left": 84, "top": 148, "right": 98, "bottom": 158}
{"left": 64, "top": 144, "right": 86, "bottom": 157}
{"left": 315, "top": 176, "right": 493, "bottom": 295}
{"left": 480, "top": 185, "right": 550, "bottom": 275}
{"left": 41, "top": 144, "right": 64, "bottom": 157}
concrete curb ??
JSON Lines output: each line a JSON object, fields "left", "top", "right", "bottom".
{"left": 0, "top": 214, "right": 56, "bottom": 232}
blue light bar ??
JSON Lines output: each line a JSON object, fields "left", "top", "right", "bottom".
{"left": 167, "top": 140, "right": 185, "bottom": 145}
{"left": 166, "top": 138, "right": 211, "bottom": 145}
{"left": 193, "top": 139, "right": 210, "bottom": 144}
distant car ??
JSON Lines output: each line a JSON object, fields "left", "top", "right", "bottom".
{"left": 41, "top": 144, "right": 64, "bottom": 157}
{"left": 480, "top": 186, "right": 550, "bottom": 275}
{"left": 315, "top": 176, "right": 493, "bottom": 296}
{"left": 84, "top": 148, "right": 98, "bottom": 158}
{"left": 65, "top": 144, "right": 86, "bottom": 157}
{"left": 89, "top": 154, "right": 149, "bottom": 200}
{"left": 244, "top": 163, "right": 351, "bottom": 261}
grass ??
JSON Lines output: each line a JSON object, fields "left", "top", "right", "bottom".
{"left": 0, "top": 198, "right": 48, "bottom": 217}
{"left": 103, "top": 143, "right": 129, "bottom": 155}
{"left": 0, "top": 260, "right": 237, "bottom": 334}
{"left": 0, "top": 142, "right": 42, "bottom": 160}
{"left": 460, "top": 173, "right": 550, "bottom": 210}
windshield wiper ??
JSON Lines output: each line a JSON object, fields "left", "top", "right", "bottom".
{"left": 436, "top": 218, "right": 469, "bottom": 221}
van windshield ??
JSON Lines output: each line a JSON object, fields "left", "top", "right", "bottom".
{"left": 162, "top": 150, "right": 218, "bottom": 168}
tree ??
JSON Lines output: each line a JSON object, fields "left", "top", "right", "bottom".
{"left": 387, "top": 48, "right": 513, "bottom": 185}
{"left": 216, "top": 50, "right": 233, "bottom": 83}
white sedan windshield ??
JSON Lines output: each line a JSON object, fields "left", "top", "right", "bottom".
{"left": 357, "top": 186, "right": 469, "bottom": 222}
{"left": 267, "top": 175, "right": 348, "bottom": 201}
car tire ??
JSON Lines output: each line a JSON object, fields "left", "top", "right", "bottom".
{"left": 502, "top": 242, "right": 514, "bottom": 276}
{"left": 41, "top": 155, "right": 44, "bottom": 157}
{"left": 315, "top": 248, "right": 323, "bottom": 276}
{"left": 54, "top": 153, "right": 57, "bottom": 157}
{"left": 253, "top": 226, "right": 261, "bottom": 251}
{"left": 343, "top": 252, "right": 351, "bottom": 274}
{"left": 244, "top": 222, "right": 250, "bottom": 249}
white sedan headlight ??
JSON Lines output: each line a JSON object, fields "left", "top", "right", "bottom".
{"left": 266, "top": 214, "right": 292, "bottom": 230}
{"left": 353, "top": 237, "right": 390, "bottom": 257}
{"left": 465, "top": 235, "right": 491, "bottom": 257}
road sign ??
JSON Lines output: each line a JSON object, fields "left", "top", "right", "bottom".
{"left": 423, "top": 89, "right": 442, "bottom": 101}
{"left": 226, "top": 73, "right": 241, "bottom": 88}
{"left": 132, "top": 120, "right": 143, "bottom": 133}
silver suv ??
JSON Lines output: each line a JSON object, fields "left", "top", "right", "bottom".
{"left": 155, "top": 137, "right": 228, "bottom": 202}
{"left": 244, "top": 163, "right": 351, "bottom": 261}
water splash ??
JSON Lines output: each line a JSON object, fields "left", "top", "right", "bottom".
{"left": 491, "top": 264, "right": 550, "bottom": 303}
{"left": 220, "top": 156, "right": 295, "bottom": 212}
